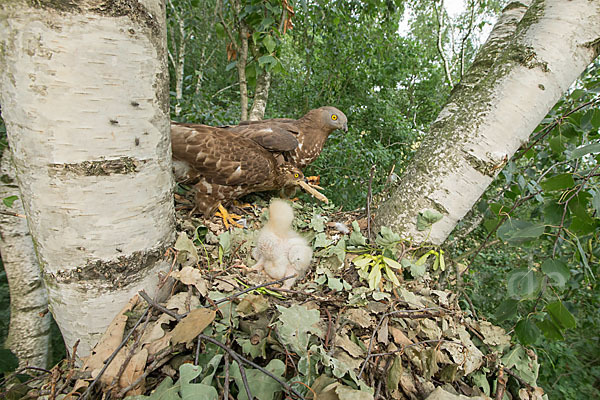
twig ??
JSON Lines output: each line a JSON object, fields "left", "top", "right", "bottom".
{"left": 198, "top": 335, "right": 252, "bottom": 400}
{"left": 504, "top": 367, "right": 535, "bottom": 391}
{"left": 81, "top": 307, "right": 150, "bottom": 400}
{"left": 552, "top": 164, "right": 600, "bottom": 256}
{"left": 323, "top": 306, "right": 333, "bottom": 349}
{"left": 198, "top": 334, "right": 305, "bottom": 400}
{"left": 359, "top": 307, "right": 443, "bottom": 378}
{"left": 495, "top": 366, "right": 507, "bottom": 400}
{"left": 0, "top": 210, "right": 26, "bottom": 218}
{"left": 54, "top": 339, "right": 80, "bottom": 397}
{"left": 368, "top": 339, "right": 466, "bottom": 357}
{"left": 515, "top": 97, "right": 599, "bottom": 160}
{"left": 460, "top": 290, "right": 478, "bottom": 319}
{"left": 139, "top": 291, "right": 182, "bottom": 321}
{"left": 210, "top": 275, "right": 295, "bottom": 306}
{"left": 117, "top": 344, "right": 184, "bottom": 398}
{"left": 366, "top": 164, "right": 376, "bottom": 242}
{"left": 109, "top": 308, "right": 153, "bottom": 394}
{"left": 223, "top": 354, "right": 230, "bottom": 400}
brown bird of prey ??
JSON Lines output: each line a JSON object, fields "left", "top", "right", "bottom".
{"left": 222, "top": 106, "right": 348, "bottom": 169}
{"left": 171, "top": 123, "right": 324, "bottom": 226}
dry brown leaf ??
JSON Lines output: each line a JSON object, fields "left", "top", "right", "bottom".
{"left": 335, "top": 334, "right": 365, "bottom": 358}
{"left": 83, "top": 295, "right": 139, "bottom": 373}
{"left": 143, "top": 332, "right": 173, "bottom": 357}
{"left": 165, "top": 291, "right": 200, "bottom": 314}
{"left": 377, "top": 316, "right": 389, "bottom": 345}
{"left": 173, "top": 266, "right": 209, "bottom": 296}
{"left": 343, "top": 308, "right": 373, "bottom": 328}
{"left": 236, "top": 294, "right": 269, "bottom": 316}
{"left": 141, "top": 314, "right": 175, "bottom": 345}
{"left": 120, "top": 348, "right": 148, "bottom": 395}
{"left": 389, "top": 325, "right": 413, "bottom": 346}
{"left": 171, "top": 308, "right": 216, "bottom": 345}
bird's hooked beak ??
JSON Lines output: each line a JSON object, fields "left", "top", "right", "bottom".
{"left": 342, "top": 122, "right": 348, "bottom": 132}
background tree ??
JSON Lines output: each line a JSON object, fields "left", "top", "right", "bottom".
{"left": 0, "top": 0, "right": 175, "bottom": 357}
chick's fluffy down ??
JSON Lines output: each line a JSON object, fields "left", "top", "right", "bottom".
{"left": 252, "top": 200, "right": 312, "bottom": 289}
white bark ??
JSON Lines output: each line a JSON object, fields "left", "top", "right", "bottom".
{"left": 375, "top": 0, "right": 600, "bottom": 244}
{"left": 248, "top": 70, "right": 271, "bottom": 121}
{"left": 0, "top": 149, "right": 50, "bottom": 368}
{"left": 0, "top": 0, "right": 175, "bottom": 357}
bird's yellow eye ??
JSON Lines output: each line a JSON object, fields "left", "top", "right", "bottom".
{"left": 294, "top": 173, "right": 299, "bottom": 178}
{"left": 331, "top": 114, "right": 338, "bottom": 121}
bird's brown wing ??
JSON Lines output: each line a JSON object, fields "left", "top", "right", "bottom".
{"left": 171, "top": 123, "right": 275, "bottom": 186}
{"left": 221, "top": 121, "right": 300, "bottom": 152}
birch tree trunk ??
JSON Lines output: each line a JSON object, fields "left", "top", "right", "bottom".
{"left": 0, "top": 0, "right": 175, "bottom": 358}
{"left": 375, "top": 0, "right": 600, "bottom": 245}
{"left": 248, "top": 70, "right": 271, "bottom": 121}
{"left": 0, "top": 149, "right": 50, "bottom": 368}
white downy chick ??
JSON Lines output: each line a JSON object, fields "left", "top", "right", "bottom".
{"left": 252, "top": 199, "right": 312, "bottom": 289}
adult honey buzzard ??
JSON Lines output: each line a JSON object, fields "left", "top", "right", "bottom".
{"left": 222, "top": 106, "right": 348, "bottom": 169}
{"left": 171, "top": 123, "right": 321, "bottom": 220}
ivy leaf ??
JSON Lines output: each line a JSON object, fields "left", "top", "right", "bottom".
{"left": 174, "top": 232, "right": 199, "bottom": 263}
{"left": 541, "top": 259, "right": 570, "bottom": 287}
{"left": 497, "top": 220, "right": 544, "bottom": 244}
{"left": 416, "top": 209, "right": 443, "bottom": 231}
{"left": 276, "top": 304, "right": 321, "bottom": 353}
{"left": 514, "top": 318, "right": 539, "bottom": 345}
{"left": 313, "top": 232, "right": 332, "bottom": 248}
{"left": 179, "top": 364, "right": 218, "bottom": 400}
{"left": 2, "top": 195, "right": 18, "bottom": 208}
{"left": 230, "top": 359, "right": 285, "bottom": 400}
{"left": 545, "top": 301, "right": 576, "bottom": 329}
{"left": 349, "top": 220, "right": 366, "bottom": 246}
{"left": 376, "top": 226, "right": 401, "bottom": 246}
{"left": 309, "top": 215, "right": 326, "bottom": 232}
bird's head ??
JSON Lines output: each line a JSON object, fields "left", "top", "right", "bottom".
{"left": 279, "top": 164, "right": 306, "bottom": 185}
{"left": 316, "top": 106, "right": 348, "bottom": 133}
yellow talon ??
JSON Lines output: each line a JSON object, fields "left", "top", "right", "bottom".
{"left": 215, "top": 204, "right": 243, "bottom": 229}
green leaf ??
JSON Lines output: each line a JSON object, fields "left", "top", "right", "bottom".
{"left": 545, "top": 301, "right": 576, "bottom": 329}
{"left": 592, "top": 191, "right": 600, "bottom": 215}
{"left": 276, "top": 304, "right": 321, "bottom": 353}
{"left": 352, "top": 255, "right": 373, "bottom": 269}
{"left": 313, "top": 232, "right": 332, "bottom": 248}
{"left": 262, "top": 34, "right": 276, "bottom": 53}
{"left": 125, "top": 376, "right": 177, "bottom": 399}
{"left": 349, "top": 221, "right": 366, "bottom": 246}
{"left": 416, "top": 209, "right": 443, "bottom": 231}
{"left": 495, "top": 299, "right": 519, "bottom": 322}
{"left": 507, "top": 268, "right": 542, "bottom": 299}
{"left": 376, "top": 226, "right": 401, "bottom": 246}
{"left": 225, "top": 61, "right": 237, "bottom": 71}
{"left": 174, "top": 232, "right": 199, "bottom": 262}
{"left": 540, "top": 173, "right": 575, "bottom": 191}
{"left": 514, "top": 318, "right": 539, "bottom": 345}
{"left": 218, "top": 231, "right": 231, "bottom": 256}
{"left": 497, "top": 220, "right": 545, "bottom": 244}
{"left": 543, "top": 200, "right": 565, "bottom": 225}
{"left": 535, "top": 317, "right": 565, "bottom": 340}
{"left": 384, "top": 265, "right": 401, "bottom": 286}
{"left": 180, "top": 364, "right": 218, "bottom": 400}
{"left": 0, "top": 348, "right": 19, "bottom": 373}
{"left": 2, "top": 195, "right": 18, "bottom": 208}
{"left": 382, "top": 256, "right": 402, "bottom": 270}
{"left": 230, "top": 359, "right": 285, "bottom": 400}
{"left": 368, "top": 264, "right": 382, "bottom": 289}
{"left": 569, "top": 142, "right": 600, "bottom": 159}
{"left": 258, "top": 55, "right": 277, "bottom": 68}
{"left": 386, "top": 355, "right": 402, "bottom": 392}
{"left": 309, "top": 215, "right": 326, "bottom": 232}
{"left": 541, "top": 259, "right": 570, "bottom": 286}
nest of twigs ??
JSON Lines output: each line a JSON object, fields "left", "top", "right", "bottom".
{"left": 2, "top": 197, "right": 546, "bottom": 400}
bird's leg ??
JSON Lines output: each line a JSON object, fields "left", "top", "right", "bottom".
{"left": 215, "top": 203, "right": 243, "bottom": 229}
